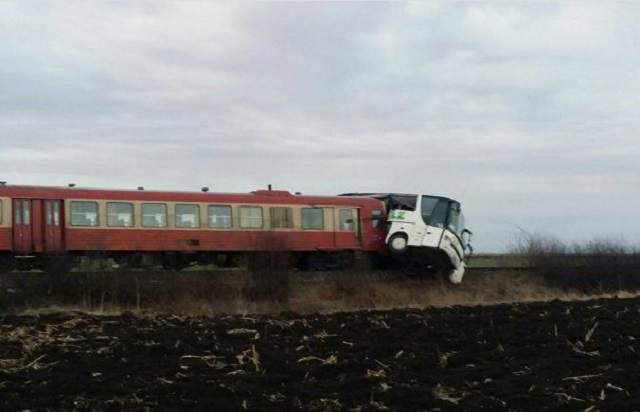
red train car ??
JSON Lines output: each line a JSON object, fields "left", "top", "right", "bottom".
{"left": 0, "top": 184, "right": 388, "bottom": 271}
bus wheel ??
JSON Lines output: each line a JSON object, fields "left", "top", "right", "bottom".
{"left": 388, "top": 234, "right": 409, "bottom": 255}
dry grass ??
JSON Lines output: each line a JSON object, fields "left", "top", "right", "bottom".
{"left": 287, "top": 270, "right": 640, "bottom": 314}
{"left": 4, "top": 234, "right": 640, "bottom": 316}
{"left": 240, "top": 233, "right": 293, "bottom": 305}
{"left": 243, "top": 252, "right": 291, "bottom": 305}
{"left": 12, "top": 269, "right": 640, "bottom": 317}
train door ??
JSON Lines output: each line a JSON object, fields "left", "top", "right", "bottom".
{"left": 43, "top": 200, "right": 64, "bottom": 253}
{"left": 12, "top": 199, "right": 32, "bottom": 254}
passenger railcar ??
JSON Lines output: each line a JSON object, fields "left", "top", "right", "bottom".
{"left": 0, "top": 184, "right": 388, "bottom": 271}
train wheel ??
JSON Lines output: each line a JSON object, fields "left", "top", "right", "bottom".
{"left": 0, "top": 255, "right": 15, "bottom": 273}
{"left": 162, "top": 253, "right": 188, "bottom": 271}
{"left": 44, "top": 256, "right": 72, "bottom": 274}
{"left": 337, "top": 251, "right": 355, "bottom": 269}
{"left": 118, "top": 253, "right": 145, "bottom": 270}
{"left": 302, "top": 252, "right": 331, "bottom": 270}
{"left": 388, "top": 234, "right": 409, "bottom": 255}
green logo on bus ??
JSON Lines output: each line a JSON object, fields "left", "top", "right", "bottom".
{"left": 391, "top": 211, "right": 406, "bottom": 220}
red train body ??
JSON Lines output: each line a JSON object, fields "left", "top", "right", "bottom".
{"left": 0, "top": 185, "right": 388, "bottom": 270}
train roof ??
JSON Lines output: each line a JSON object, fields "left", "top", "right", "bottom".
{"left": 0, "top": 184, "right": 384, "bottom": 207}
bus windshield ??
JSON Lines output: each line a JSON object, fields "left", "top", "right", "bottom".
{"left": 421, "top": 196, "right": 449, "bottom": 228}
{"left": 422, "top": 196, "right": 465, "bottom": 237}
{"left": 446, "top": 203, "right": 465, "bottom": 237}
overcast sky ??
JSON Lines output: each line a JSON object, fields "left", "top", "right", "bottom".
{"left": 1, "top": 2, "right": 639, "bottom": 252}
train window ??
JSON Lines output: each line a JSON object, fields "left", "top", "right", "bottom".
{"left": 14, "top": 200, "right": 31, "bottom": 225}
{"left": 371, "top": 210, "right": 384, "bottom": 228}
{"left": 13, "top": 201, "right": 20, "bottom": 225}
{"left": 23, "top": 201, "right": 30, "bottom": 225}
{"left": 176, "top": 204, "right": 200, "bottom": 228}
{"left": 107, "top": 202, "right": 134, "bottom": 227}
{"left": 239, "top": 206, "right": 263, "bottom": 229}
{"left": 339, "top": 209, "right": 355, "bottom": 231}
{"left": 208, "top": 205, "right": 232, "bottom": 228}
{"left": 270, "top": 207, "right": 293, "bottom": 229}
{"left": 45, "top": 201, "right": 60, "bottom": 226}
{"left": 45, "top": 202, "right": 51, "bottom": 225}
{"left": 302, "top": 208, "right": 324, "bottom": 230}
{"left": 71, "top": 201, "right": 98, "bottom": 227}
{"left": 142, "top": 203, "right": 167, "bottom": 227}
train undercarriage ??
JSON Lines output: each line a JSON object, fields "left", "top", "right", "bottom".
{"left": 0, "top": 249, "right": 454, "bottom": 278}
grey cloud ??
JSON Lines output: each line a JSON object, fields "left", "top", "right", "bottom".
{"left": 1, "top": 2, "right": 639, "bottom": 251}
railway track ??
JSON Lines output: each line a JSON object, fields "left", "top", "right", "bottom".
{"left": 0, "top": 266, "right": 533, "bottom": 282}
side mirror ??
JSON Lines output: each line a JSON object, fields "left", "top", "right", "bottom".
{"left": 461, "top": 228, "right": 473, "bottom": 246}
{"left": 464, "top": 243, "right": 474, "bottom": 258}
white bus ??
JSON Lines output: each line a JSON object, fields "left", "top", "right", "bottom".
{"left": 342, "top": 193, "right": 472, "bottom": 283}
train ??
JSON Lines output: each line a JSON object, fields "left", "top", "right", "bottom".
{"left": 0, "top": 184, "right": 472, "bottom": 283}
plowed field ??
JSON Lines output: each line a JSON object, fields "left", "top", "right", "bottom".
{"left": 1, "top": 298, "right": 639, "bottom": 411}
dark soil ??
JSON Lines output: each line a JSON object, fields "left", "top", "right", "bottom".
{"left": 2, "top": 298, "right": 640, "bottom": 411}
